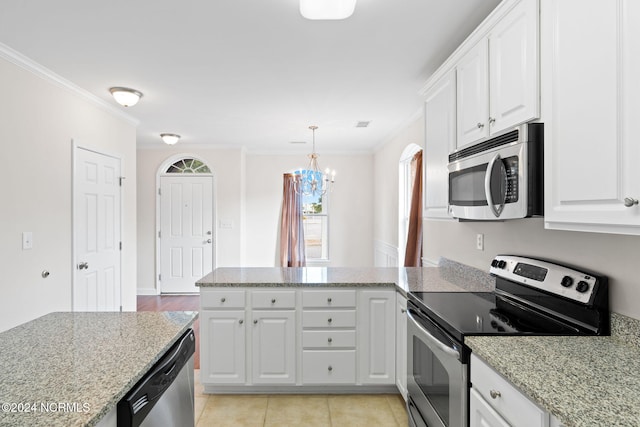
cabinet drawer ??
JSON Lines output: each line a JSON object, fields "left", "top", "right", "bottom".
{"left": 251, "top": 290, "right": 296, "bottom": 309}
{"left": 471, "top": 354, "right": 548, "bottom": 427}
{"left": 302, "top": 330, "right": 356, "bottom": 349}
{"left": 302, "top": 350, "right": 356, "bottom": 384}
{"left": 201, "top": 289, "right": 245, "bottom": 309}
{"left": 302, "top": 289, "right": 356, "bottom": 308}
{"left": 303, "top": 310, "right": 356, "bottom": 328}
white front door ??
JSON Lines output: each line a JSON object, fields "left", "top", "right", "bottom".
{"left": 73, "top": 146, "right": 122, "bottom": 311}
{"left": 160, "top": 175, "right": 213, "bottom": 293}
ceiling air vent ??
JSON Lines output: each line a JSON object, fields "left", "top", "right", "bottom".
{"left": 355, "top": 121, "right": 371, "bottom": 128}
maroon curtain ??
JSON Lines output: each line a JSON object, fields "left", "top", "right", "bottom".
{"left": 404, "top": 151, "right": 423, "bottom": 267}
{"left": 279, "top": 173, "right": 306, "bottom": 267}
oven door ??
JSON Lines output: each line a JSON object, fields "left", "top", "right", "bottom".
{"left": 448, "top": 141, "right": 527, "bottom": 220}
{"left": 407, "top": 306, "right": 468, "bottom": 427}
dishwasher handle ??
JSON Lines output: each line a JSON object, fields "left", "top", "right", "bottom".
{"left": 117, "top": 328, "right": 195, "bottom": 427}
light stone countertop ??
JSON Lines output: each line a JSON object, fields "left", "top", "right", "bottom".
{"left": 196, "top": 259, "right": 495, "bottom": 295}
{"left": 0, "top": 311, "right": 198, "bottom": 427}
{"left": 466, "top": 313, "right": 640, "bottom": 427}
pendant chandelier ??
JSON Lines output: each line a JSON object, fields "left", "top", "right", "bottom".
{"left": 294, "top": 125, "right": 336, "bottom": 196}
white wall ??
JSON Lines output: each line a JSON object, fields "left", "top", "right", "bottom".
{"left": 372, "top": 116, "right": 425, "bottom": 264}
{"left": 136, "top": 148, "right": 374, "bottom": 292}
{"left": 0, "top": 56, "right": 138, "bottom": 332}
{"left": 244, "top": 152, "right": 374, "bottom": 267}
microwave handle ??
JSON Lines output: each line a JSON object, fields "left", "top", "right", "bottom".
{"left": 485, "top": 153, "right": 506, "bottom": 217}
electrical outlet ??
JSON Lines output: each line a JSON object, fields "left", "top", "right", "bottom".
{"left": 476, "top": 234, "right": 484, "bottom": 251}
{"left": 22, "top": 232, "right": 33, "bottom": 250}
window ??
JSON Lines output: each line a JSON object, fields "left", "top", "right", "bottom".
{"left": 165, "top": 158, "right": 211, "bottom": 174}
{"left": 299, "top": 170, "right": 329, "bottom": 261}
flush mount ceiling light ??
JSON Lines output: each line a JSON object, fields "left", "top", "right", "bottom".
{"left": 109, "top": 87, "right": 143, "bottom": 107}
{"left": 300, "top": 0, "right": 357, "bottom": 20}
{"left": 160, "top": 133, "right": 181, "bottom": 145}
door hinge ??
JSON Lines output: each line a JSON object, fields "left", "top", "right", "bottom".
{"left": 158, "top": 188, "right": 161, "bottom": 196}
{"left": 120, "top": 305, "right": 123, "bottom": 312}
{"left": 158, "top": 231, "right": 161, "bottom": 238}
{"left": 119, "top": 241, "right": 122, "bottom": 250}
{"left": 119, "top": 176, "right": 126, "bottom": 186}
{"left": 158, "top": 274, "right": 161, "bottom": 281}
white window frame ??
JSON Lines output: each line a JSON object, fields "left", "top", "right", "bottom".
{"left": 297, "top": 170, "right": 330, "bottom": 264}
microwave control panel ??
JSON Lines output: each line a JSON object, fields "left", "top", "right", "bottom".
{"left": 503, "top": 157, "right": 519, "bottom": 203}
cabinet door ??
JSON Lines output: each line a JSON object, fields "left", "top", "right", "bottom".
{"left": 424, "top": 71, "right": 456, "bottom": 219}
{"left": 395, "top": 294, "right": 407, "bottom": 400}
{"left": 489, "top": 0, "right": 539, "bottom": 133}
{"left": 358, "top": 290, "right": 396, "bottom": 384}
{"left": 200, "top": 310, "right": 245, "bottom": 384}
{"left": 470, "top": 388, "right": 511, "bottom": 427}
{"left": 543, "top": 0, "right": 640, "bottom": 234}
{"left": 457, "top": 39, "right": 489, "bottom": 147}
{"left": 251, "top": 310, "right": 296, "bottom": 384}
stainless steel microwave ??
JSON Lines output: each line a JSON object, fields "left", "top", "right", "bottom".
{"left": 447, "top": 123, "right": 543, "bottom": 220}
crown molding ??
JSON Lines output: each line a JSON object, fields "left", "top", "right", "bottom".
{"left": 0, "top": 42, "right": 139, "bottom": 126}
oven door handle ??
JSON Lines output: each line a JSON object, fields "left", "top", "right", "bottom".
{"left": 485, "top": 153, "right": 506, "bottom": 217}
{"left": 407, "top": 310, "right": 461, "bottom": 360}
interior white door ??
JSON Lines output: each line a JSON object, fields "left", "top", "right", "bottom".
{"left": 160, "top": 175, "right": 213, "bottom": 293}
{"left": 73, "top": 147, "right": 122, "bottom": 311}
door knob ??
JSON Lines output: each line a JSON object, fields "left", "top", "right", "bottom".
{"left": 77, "top": 262, "right": 89, "bottom": 270}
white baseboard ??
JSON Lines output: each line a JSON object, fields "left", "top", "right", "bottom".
{"left": 137, "top": 288, "right": 159, "bottom": 296}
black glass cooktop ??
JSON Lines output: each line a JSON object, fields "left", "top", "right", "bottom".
{"left": 408, "top": 291, "right": 582, "bottom": 343}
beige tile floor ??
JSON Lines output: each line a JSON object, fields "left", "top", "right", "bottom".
{"left": 194, "top": 370, "right": 409, "bottom": 427}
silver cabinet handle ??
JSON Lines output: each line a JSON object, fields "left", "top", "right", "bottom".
{"left": 271, "top": 298, "right": 276, "bottom": 304}
{"left": 327, "top": 297, "right": 332, "bottom": 303}
{"left": 77, "top": 262, "right": 89, "bottom": 270}
{"left": 206, "top": 239, "right": 212, "bottom": 243}
{"left": 328, "top": 366, "right": 333, "bottom": 372}
{"left": 207, "top": 230, "right": 212, "bottom": 235}
{"left": 328, "top": 337, "right": 333, "bottom": 343}
{"left": 489, "top": 117, "right": 496, "bottom": 125}
{"left": 327, "top": 318, "right": 333, "bottom": 324}
{"left": 239, "top": 319, "right": 244, "bottom": 325}
{"left": 221, "top": 297, "right": 226, "bottom": 303}
{"left": 624, "top": 197, "right": 639, "bottom": 207}
{"left": 490, "top": 390, "right": 501, "bottom": 399}
{"left": 400, "top": 308, "right": 407, "bottom": 314}
{"left": 477, "top": 122, "right": 485, "bottom": 129}
{"left": 254, "top": 319, "right": 258, "bottom": 324}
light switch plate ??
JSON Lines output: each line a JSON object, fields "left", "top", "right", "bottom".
{"left": 476, "top": 233, "right": 484, "bottom": 251}
{"left": 22, "top": 232, "right": 33, "bottom": 250}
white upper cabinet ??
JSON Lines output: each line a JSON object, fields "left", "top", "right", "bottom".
{"left": 457, "top": 40, "right": 490, "bottom": 146}
{"left": 542, "top": 0, "right": 640, "bottom": 234}
{"left": 424, "top": 71, "right": 456, "bottom": 219}
{"left": 456, "top": 0, "right": 540, "bottom": 148}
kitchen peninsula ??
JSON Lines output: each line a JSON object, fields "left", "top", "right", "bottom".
{"left": 196, "top": 262, "right": 493, "bottom": 395}
{"left": 0, "top": 311, "right": 198, "bottom": 427}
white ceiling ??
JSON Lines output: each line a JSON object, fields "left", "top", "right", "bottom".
{"left": 0, "top": 0, "right": 500, "bottom": 152}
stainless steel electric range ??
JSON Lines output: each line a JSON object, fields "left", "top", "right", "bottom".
{"left": 406, "top": 255, "right": 609, "bottom": 427}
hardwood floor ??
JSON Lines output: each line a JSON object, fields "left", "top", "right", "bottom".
{"left": 137, "top": 295, "right": 200, "bottom": 369}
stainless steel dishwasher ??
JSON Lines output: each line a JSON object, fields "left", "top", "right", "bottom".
{"left": 117, "top": 328, "right": 195, "bottom": 427}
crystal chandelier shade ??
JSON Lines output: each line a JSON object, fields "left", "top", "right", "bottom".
{"left": 294, "top": 126, "right": 335, "bottom": 196}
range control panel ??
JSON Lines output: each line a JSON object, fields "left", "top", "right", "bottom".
{"left": 489, "top": 255, "right": 599, "bottom": 304}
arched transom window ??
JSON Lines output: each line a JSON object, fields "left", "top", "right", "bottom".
{"left": 165, "top": 158, "right": 211, "bottom": 174}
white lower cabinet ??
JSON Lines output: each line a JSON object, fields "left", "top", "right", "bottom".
{"left": 200, "top": 309, "right": 246, "bottom": 384}
{"left": 471, "top": 354, "right": 550, "bottom": 427}
{"left": 201, "top": 287, "right": 397, "bottom": 390}
{"left": 396, "top": 293, "right": 407, "bottom": 400}
{"left": 358, "top": 289, "right": 396, "bottom": 385}
{"left": 251, "top": 310, "right": 296, "bottom": 384}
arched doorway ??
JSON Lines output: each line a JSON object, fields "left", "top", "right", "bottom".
{"left": 156, "top": 155, "right": 215, "bottom": 293}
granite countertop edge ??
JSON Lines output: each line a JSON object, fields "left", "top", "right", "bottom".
{"left": 466, "top": 312, "right": 640, "bottom": 427}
